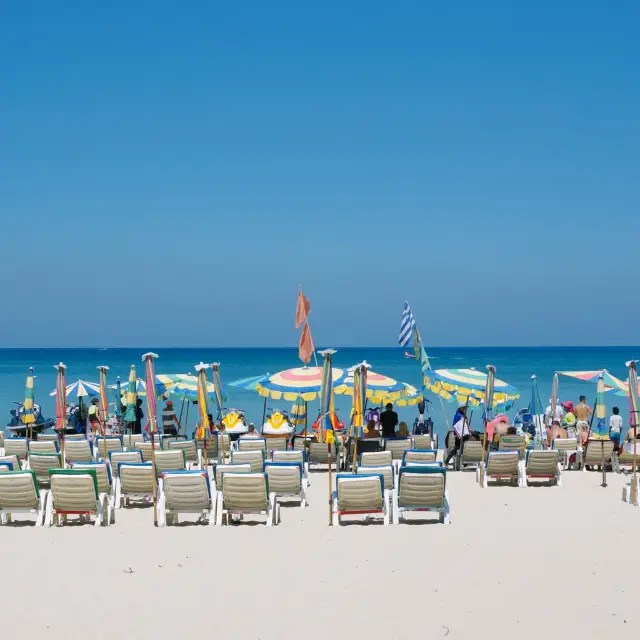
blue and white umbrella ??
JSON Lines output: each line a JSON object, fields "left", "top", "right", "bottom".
{"left": 228, "top": 373, "right": 271, "bottom": 392}
{"left": 49, "top": 379, "right": 100, "bottom": 399}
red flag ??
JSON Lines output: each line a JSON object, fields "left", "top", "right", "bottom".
{"left": 298, "top": 321, "right": 315, "bottom": 365}
{"left": 295, "top": 290, "right": 311, "bottom": 329}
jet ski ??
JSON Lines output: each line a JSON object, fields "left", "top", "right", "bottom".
{"left": 6, "top": 402, "right": 55, "bottom": 437}
{"left": 220, "top": 408, "right": 249, "bottom": 437}
{"left": 262, "top": 409, "right": 295, "bottom": 436}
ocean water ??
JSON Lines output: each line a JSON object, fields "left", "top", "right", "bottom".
{"left": 2, "top": 347, "right": 638, "bottom": 440}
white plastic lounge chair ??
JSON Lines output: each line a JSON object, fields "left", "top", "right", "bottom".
{"left": 64, "top": 434, "right": 87, "bottom": 441}
{"left": 272, "top": 450, "right": 309, "bottom": 484}
{"left": 237, "top": 438, "right": 267, "bottom": 454}
{"left": 551, "top": 438, "right": 580, "bottom": 469}
{"left": 384, "top": 439, "right": 412, "bottom": 465}
{"left": 29, "top": 440, "right": 59, "bottom": 454}
{"left": 195, "top": 437, "right": 216, "bottom": 467}
{"left": 137, "top": 441, "right": 161, "bottom": 462}
{"left": 293, "top": 437, "right": 309, "bottom": 453}
{"left": 615, "top": 441, "right": 640, "bottom": 474}
{"left": 579, "top": 440, "right": 614, "bottom": 471}
{"left": 109, "top": 450, "right": 143, "bottom": 474}
{"left": 160, "top": 434, "right": 186, "bottom": 450}
{"left": 216, "top": 472, "right": 276, "bottom": 526}
{"left": 523, "top": 450, "right": 561, "bottom": 486}
{"left": 123, "top": 434, "right": 145, "bottom": 450}
{"left": 0, "top": 430, "right": 4, "bottom": 454}
{"left": 332, "top": 473, "right": 389, "bottom": 526}
{"left": 93, "top": 436, "right": 123, "bottom": 461}
{"left": 402, "top": 449, "right": 438, "bottom": 466}
{"left": 37, "top": 433, "right": 60, "bottom": 443}
{"left": 459, "top": 440, "right": 484, "bottom": 470}
{"left": 167, "top": 440, "right": 199, "bottom": 469}
{"left": 359, "top": 450, "right": 393, "bottom": 468}
{"left": 413, "top": 434, "right": 436, "bottom": 450}
{"left": 264, "top": 461, "right": 307, "bottom": 508}
{"left": 498, "top": 435, "right": 527, "bottom": 460}
{"left": 478, "top": 451, "right": 523, "bottom": 488}
{"left": 0, "top": 462, "right": 14, "bottom": 473}
{"left": 4, "top": 438, "right": 28, "bottom": 464}
{"left": 29, "top": 452, "right": 63, "bottom": 487}
{"left": 393, "top": 464, "right": 450, "bottom": 524}
{"left": 45, "top": 468, "right": 109, "bottom": 527}
{"left": 0, "top": 455, "right": 22, "bottom": 472}
{"left": 231, "top": 449, "right": 265, "bottom": 473}
{"left": 71, "top": 461, "right": 116, "bottom": 523}
{"left": 153, "top": 450, "right": 187, "bottom": 477}
{"left": 0, "top": 470, "right": 46, "bottom": 526}
{"left": 115, "top": 462, "right": 155, "bottom": 508}
{"left": 356, "top": 464, "right": 394, "bottom": 509}
{"left": 308, "top": 442, "right": 339, "bottom": 471}
{"left": 64, "top": 439, "right": 93, "bottom": 465}
{"left": 213, "top": 463, "right": 252, "bottom": 493}
{"left": 158, "top": 470, "right": 215, "bottom": 526}
{"left": 264, "top": 436, "right": 288, "bottom": 453}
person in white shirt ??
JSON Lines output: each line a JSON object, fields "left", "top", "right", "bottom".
{"left": 445, "top": 406, "right": 471, "bottom": 466}
{"left": 544, "top": 400, "right": 564, "bottom": 424}
{"left": 609, "top": 406, "right": 623, "bottom": 448}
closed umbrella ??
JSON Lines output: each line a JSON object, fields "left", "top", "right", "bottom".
{"left": 54, "top": 363, "right": 67, "bottom": 460}
{"left": 318, "top": 349, "right": 337, "bottom": 525}
{"left": 21, "top": 368, "right": 36, "bottom": 440}
{"left": 123, "top": 366, "right": 137, "bottom": 430}
{"left": 142, "top": 353, "right": 160, "bottom": 526}
{"left": 97, "top": 366, "right": 109, "bottom": 459}
{"left": 479, "top": 365, "right": 496, "bottom": 487}
{"left": 349, "top": 363, "right": 367, "bottom": 472}
{"left": 627, "top": 361, "right": 640, "bottom": 505}
{"left": 194, "top": 363, "right": 211, "bottom": 466}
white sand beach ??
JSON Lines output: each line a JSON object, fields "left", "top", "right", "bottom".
{"left": 1, "top": 468, "right": 637, "bottom": 639}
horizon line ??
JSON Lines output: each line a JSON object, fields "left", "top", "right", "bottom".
{"left": 0, "top": 345, "right": 639, "bottom": 350}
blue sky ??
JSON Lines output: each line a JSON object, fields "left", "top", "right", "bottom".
{"left": 1, "top": 1, "right": 638, "bottom": 347}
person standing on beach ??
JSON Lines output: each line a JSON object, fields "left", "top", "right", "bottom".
{"left": 445, "top": 406, "right": 470, "bottom": 466}
{"left": 575, "top": 395, "right": 592, "bottom": 442}
{"left": 380, "top": 403, "right": 399, "bottom": 438}
{"left": 609, "top": 406, "right": 623, "bottom": 449}
{"left": 161, "top": 400, "right": 181, "bottom": 436}
{"left": 134, "top": 398, "right": 144, "bottom": 434}
{"left": 88, "top": 398, "right": 103, "bottom": 437}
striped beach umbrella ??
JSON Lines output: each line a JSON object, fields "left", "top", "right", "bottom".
{"left": 257, "top": 366, "right": 345, "bottom": 401}
{"left": 110, "top": 376, "right": 175, "bottom": 397}
{"left": 557, "top": 370, "right": 626, "bottom": 392}
{"left": 350, "top": 363, "right": 367, "bottom": 439}
{"left": 21, "top": 368, "right": 36, "bottom": 426}
{"left": 49, "top": 379, "right": 100, "bottom": 399}
{"left": 291, "top": 396, "right": 307, "bottom": 425}
{"left": 114, "top": 377, "right": 122, "bottom": 420}
{"left": 334, "top": 363, "right": 409, "bottom": 403}
{"left": 424, "top": 368, "right": 519, "bottom": 409}
{"left": 194, "top": 363, "right": 210, "bottom": 440}
{"left": 591, "top": 374, "right": 609, "bottom": 439}
{"left": 168, "top": 374, "right": 219, "bottom": 402}
{"left": 318, "top": 350, "right": 337, "bottom": 445}
{"left": 483, "top": 365, "right": 496, "bottom": 423}
{"left": 54, "top": 363, "right": 67, "bottom": 432}
{"left": 142, "top": 353, "right": 159, "bottom": 526}
{"left": 211, "top": 363, "right": 225, "bottom": 419}
{"left": 548, "top": 372, "right": 559, "bottom": 432}
{"left": 628, "top": 361, "right": 640, "bottom": 431}
{"left": 388, "top": 384, "right": 423, "bottom": 407}
{"left": 228, "top": 373, "right": 271, "bottom": 392}
{"left": 123, "top": 366, "right": 137, "bottom": 424}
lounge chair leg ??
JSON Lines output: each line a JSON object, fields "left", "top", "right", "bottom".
{"left": 267, "top": 492, "right": 276, "bottom": 526}
{"left": 331, "top": 496, "right": 339, "bottom": 527}
{"left": 157, "top": 495, "right": 166, "bottom": 527}
{"left": 115, "top": 479, "right": 122, "bottom": 509}
{"left": 215, "top": 497, "right": 223, "bottom": 526}
{"left": 383, "top": 501, "right": 389, "bottom": 526}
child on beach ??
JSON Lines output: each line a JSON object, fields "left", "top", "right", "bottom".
{"left": 609, "top": 407, "right": 623, "bottom": 448}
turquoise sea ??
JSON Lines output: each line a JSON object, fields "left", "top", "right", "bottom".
{"left": 2, "top": 347, "right": 638, "bottom": 439}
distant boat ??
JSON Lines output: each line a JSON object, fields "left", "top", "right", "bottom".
{"left": 98, "top": 348, "right": 108, "bottom": 351}
{"left": 404, "top": 351, "right": 416, "bottom": 359}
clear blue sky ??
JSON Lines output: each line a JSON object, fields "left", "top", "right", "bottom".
{"left": 1, "top": 1, "right": 638, "bottom": 347}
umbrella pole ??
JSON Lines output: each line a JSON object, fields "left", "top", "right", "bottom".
{"left": 632, "top": 423, "right": 638, "bottom": 505}
{"left": 185, "top": 402, "right": 190, "bottom": 437}
{"left": 328, "top": 439, "right": 333, "bottom": 525}
{"left": 261, "top": 397, "right": 267, "bottom": 429}
{"left": 151, "top": 430, "right": 158, "bottom": 526}
{"left": 178, "top": 397, "right": 186, "bottom": 425}
{"left": 352, "top": 435, "right": 358, "bottom": 473}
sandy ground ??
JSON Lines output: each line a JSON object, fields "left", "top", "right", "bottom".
{"left": 2, "top": 465, "right": 638, "bottom": 639}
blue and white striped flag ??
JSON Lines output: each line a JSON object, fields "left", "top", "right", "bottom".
{"left": 399, "top": 301, "right": 416, "bottom": 347}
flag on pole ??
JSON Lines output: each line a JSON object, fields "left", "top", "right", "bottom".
{"left": 295, "top": 290, "right": 311, "bottom": 328}
{"left": 399, "top": 301, "right": 415, "bottom": 347}
{"left": 318, "top": 349, "right": 336, "bottom": 444}
{"left": 412, "top": 325, "right": 431, "bottom": 377}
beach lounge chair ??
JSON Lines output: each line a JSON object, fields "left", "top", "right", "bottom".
{"left": 293, "top": 437, "right": 310, "bottom": 453}
{"left": 579, "top": 440, "right": 614, "bottom": 471}
{"left": 158, "top": 470, "right": 215, "bottom": 526}
{"left": 402, "top": 449, "right": 438, "bottom": 466}
{"left": 71, "top": 461, "right": 116, "bottom": 523}
{"left": 93, "top": 436, "right": 123, "bottom": 460}
{"left": 45, "top": 468, "right": 109, "bottom": 527}
{"left": 123, "top": 434, "right": 145, "bottom": 450}
{"left": 272, "top": 450, "right": 309, "bottom": 484}
{"left": 264, "top": 436, "right": 289, "bottom": 453}
{"left": 237, "top": 438, "right": 267, "bottom": 454}
{"left": 0, "top": 455, "right": 22, "bottom": 472}
{"left": 115, "top": 463, "right": 155, "bottom": 508}
{"left": 153, "top": 450, "right": 187, "bottom": 477}
{"left": 614, "top": 441, "right": 640, "bottom": 474}
{"left": 498, "top": 435, "right": 527, "bottom": 460}
{"left": 0, "top": 462, "right": 14, "bottom": 473}
{"left": 393, "top": 465, "right": 450, "bottom": 524}
{"left": 216, "top": 472, "right": 276, "bottom": 526}
{"left": 332, "top": 473, "right": 389, "bottom": 526}
{"left": 523, "top": 450, "right": 561, "bottom": 486}
{"left": 160, "top": 435, "right": 186, "bottom": 450}
{"left": 384, "top": 439, "right": 412, "bottom": 466}
{"left": 29, "top": 452, "right": 63, "bottom": 487}
{"left": 478, "top": 451, "right": 523, "bottom": 488}
{"left": 231, "top": 449, "right": 265, "bottom": 473}
{"left": 359, "top": 450, "right": 393, "bottom": 468}
{"left": 37, "top": 433, "right": 60, "bottom": 443}
{"left": 0, "top": 430, "right": 5, "bottom": 454}
{"left": 64, "top": 439, "right": 93, "bottom": 465}
{"left": 459, "top": 440, "right": 484, "bottom": 470}
{"left": 0, "top": 470, "right": 46, "bottom": 526}
{"left": 29, "top": 440, "right": 59, "bottom": 454}
{"left": 356, "top": 464, "right": 394, "bottom": 508}
{"left": 167, "top": 440, "right": 199, "bottom": 469}
{"left": 213, "top": 463, "right": 252, "bottom": 493}
{"left": 4, "top": 438, "right": 28, "bottom": 465}
{"left": 308, "top": 442, "right": 339, "bottom": 471}
{"left": 413, "top": 434, "right": 435, "bottom": 450}
{"left": 137, "top": 441, "right": 161, "bottom": 462}
{"left": 344, "top": 439, "right": 380, "bottom": 471}
{"left": 552, "top": 438, "right": 580, "bottom": 469}
{"left": 195, "top": 437, "right": 216, "bottom": 467}
{"left": 65, "top": 434, "right": 88, "bottom": 441}
{"left": 264, "top": 461, "right": 307, "bottom": 508}
{"left": 109, "top": 450, "right": 143, "bottom": 473}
